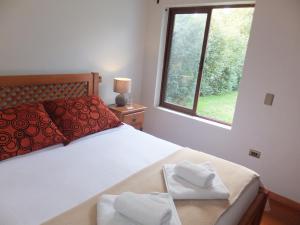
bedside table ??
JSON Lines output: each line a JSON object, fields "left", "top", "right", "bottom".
{"left": 108, "top": 104, "right": 147, "bottom": 130}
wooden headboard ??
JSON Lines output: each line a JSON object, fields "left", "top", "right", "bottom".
{"left": 0, "top": 72, "right": 101, "bottom": 109}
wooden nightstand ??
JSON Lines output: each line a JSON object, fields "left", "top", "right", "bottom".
{"left": 108, "top": 104, "right": 147, "bottom": 130}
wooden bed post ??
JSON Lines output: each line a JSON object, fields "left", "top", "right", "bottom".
{"left": 91, "top": 72, "right": 101, "bottom": 96}
{"left": 238, "top": 187, "right": 269, "bottom": 225}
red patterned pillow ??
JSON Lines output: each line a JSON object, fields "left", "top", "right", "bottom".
{"left": 0, "top": 103, "right": 67, "bottom": 161}
{"left": 43, "top": 95, "right": 122, "bottom": 143}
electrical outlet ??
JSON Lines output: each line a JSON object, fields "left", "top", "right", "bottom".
{"left": 249, "top": 149, "right": 261, "bottom": 159}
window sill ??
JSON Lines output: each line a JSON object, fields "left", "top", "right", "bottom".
{"left": 156, "top": 106, "right": 232, "bottom": 130}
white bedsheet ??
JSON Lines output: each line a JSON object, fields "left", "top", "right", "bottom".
{"left": 0, "top": 124, "right": 259, "bottom": 225}
{"left": 0, "top": 125, "right": 179, "bottom": 225}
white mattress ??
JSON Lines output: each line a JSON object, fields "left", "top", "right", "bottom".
{"left": 0, "top": 124, "right": 259, "bottom": 225}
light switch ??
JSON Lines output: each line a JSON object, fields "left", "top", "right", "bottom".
{"left": 264, "top": 93, "right": 274, "bottom": 106}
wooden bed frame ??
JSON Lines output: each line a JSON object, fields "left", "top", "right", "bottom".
{"left": 0, "top": 73, "right": 268, "bottom": 225}
{"left": 0, "top": 72, "right": 101, "bottom": 109}
{"left": 238, "top": 187, "right": 268, "bottom": 225}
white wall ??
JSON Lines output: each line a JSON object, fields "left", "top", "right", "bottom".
{"left": 141, "top": 0, "right": 300, "bottom": 201}
{"left": 0, "top": 0, "right": 146, "bottom": 104}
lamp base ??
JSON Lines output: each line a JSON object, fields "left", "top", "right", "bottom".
{"left": 115, "top": 93, "right": 127, "bottom": 107}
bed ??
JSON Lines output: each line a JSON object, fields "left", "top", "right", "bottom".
{"left": 0, "top": 73, "right": 268, "bottom": 225}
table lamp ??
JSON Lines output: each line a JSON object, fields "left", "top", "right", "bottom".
{"left": 113, "top": 78, "right": 132, "bottom": 107}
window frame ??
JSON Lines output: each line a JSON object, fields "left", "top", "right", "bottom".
{"left": 160, "top": 4, "right": 255, "bottom": 126}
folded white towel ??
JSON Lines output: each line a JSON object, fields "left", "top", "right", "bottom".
{"left": 163, "top": 162, "right": 230, "bottom": 200}
{"left": 97, "top": 193, "right": 182, "bottom": 225}
{"left": 114, "top": 192, "right": 172, "bottom": 225}
{"left": 174, "top": 160, "right": 215, "bottom": 187}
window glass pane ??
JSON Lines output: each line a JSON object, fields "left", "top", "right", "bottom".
{"left": 197, "top": 7, "right": 254, "bottom": 124}
{"left": 165, "top": 13, "right": 207, "bottom": 109}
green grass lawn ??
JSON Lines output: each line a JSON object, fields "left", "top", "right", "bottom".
{"left": 196, "top": 91, "right": 238, "bottom": 124}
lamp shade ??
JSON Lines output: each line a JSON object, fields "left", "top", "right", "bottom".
{"left": 113, "top": 78, "right": 131, "bottom": 94}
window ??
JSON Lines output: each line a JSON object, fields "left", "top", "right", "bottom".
{"left": 160, "top": 5, "right": 254, "bottom": 125}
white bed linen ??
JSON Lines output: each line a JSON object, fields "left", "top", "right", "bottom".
{"left": 0, "top": 124, "right": 259, "bottom": 225}
{"left": 0, "top": 125, "right": 179, "bottom": 225}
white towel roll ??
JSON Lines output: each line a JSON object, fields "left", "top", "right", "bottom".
{"left": 114, "top": 192, "right": 172, "bottom": 225}
{"left": 174, "top": 160, "right": 215, "bottom": 187}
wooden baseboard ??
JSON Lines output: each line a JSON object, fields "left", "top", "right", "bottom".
{"left": 269, "top": 191, "right": 300, "bottom": 211}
